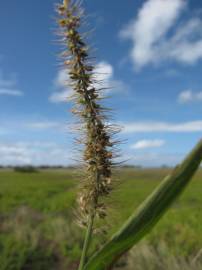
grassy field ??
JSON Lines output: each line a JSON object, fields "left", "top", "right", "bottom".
{"left": 0, "top": 168, "right": 202, "bottom": 269}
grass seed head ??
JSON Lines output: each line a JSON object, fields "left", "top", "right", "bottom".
{"left": 57, "top": 0, "right": 119, "bottom": 226}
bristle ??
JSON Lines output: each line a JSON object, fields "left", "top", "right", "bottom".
{"left": 63, "top": 0, "right": 69, "bottom": 9}
{"left": 56, "top": 0, "right": 118, "bottom": 225}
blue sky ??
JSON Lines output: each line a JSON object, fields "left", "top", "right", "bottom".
{"left": 0, "top": 0, "right": 202, "bottom": 166}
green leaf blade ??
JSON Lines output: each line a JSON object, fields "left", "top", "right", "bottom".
{"left": 84, "top": 139, "right": 202, "bottom": 270}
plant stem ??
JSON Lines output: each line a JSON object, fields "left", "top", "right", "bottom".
{"left": 78, "top": 212, "right": 95, "bottom": 270}
{"left": 56, "top": 2, "right": 115, "bottom": 268}
{"left": 79, "top": 171, "right": 100, "bottom": 270}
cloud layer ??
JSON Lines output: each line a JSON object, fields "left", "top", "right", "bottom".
{"left": 0, "top": 71, "right": 23, "bottom": 97}
{"left": 120, "top": 0, "right": 202, "bottom": 69}
{"left": 49, "top": 61, "right": 125, "bottom": 103}
{"left": 0, "top": 142, "right": 73, "bottom": 166}
{"left": 49, "top": 69, "right": 73, "bottom": 103}
{"left": 122, "top": 120, "right": 202, "bottom": 133}
{"left": 131, "top": 139, "right": 165, "bottom": 149}
{"left": 178, "top": 90, "right": 202, "bottom": 103}
{"left": 0, "top": 89, "right": 23, "bottom": 96}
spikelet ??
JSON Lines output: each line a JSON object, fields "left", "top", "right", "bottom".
{"left": 56, "top": 0, "right": 118, "bottom": 225}
{"left": 63, "top": 0, "right": 69, "bottom": 9}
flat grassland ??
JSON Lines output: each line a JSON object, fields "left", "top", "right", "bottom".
{"left": 0, "top": 168, "right": 202, "bottom": 269}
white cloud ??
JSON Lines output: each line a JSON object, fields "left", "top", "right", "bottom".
{"left": 164, "top": 18, "right": 202, "bottom": 64}
{"left": 54, "top": 69, "right": 69, "bottom": 88}
{"left": 0, "top": 140, "right": 184, "bottom": 167}
{"left": 94, "top": 61, "right": 129, "bottom": 94}
{"left": 0, "top": 70, "right": 23, "bottom": 97}
{"left": 120, "top": 0, "right": 185, "bottom": 68}
{"left": 0, "top": 143, "right": 32, "bottom": 165}
{"left": 0, "top": 142, "right": 73, "bottom": 166}
{"left": 49, "top": 61, "right": 126, "bottom": 103}
{"left": 178, "top": 90, "right": 202, "bottom": 103}
{"left": 94, "top": 61, "right": 113, "bottom": 85}
{"left": 0, "top": 89, "right": 23, "bottom": 96}
{"left": 49, "top": 69, "right": 73, "bottom": 103}
{"left": 131, "top": 139, "right": 165, "bottom": 149}
{"left": 49, "top": 89, "right": 72, "bottom": 103}
{"left": 26, "top": 121, "right": 64, "bottom": 130}
{"left": 120, "top": 0, "right": 202, "bottom": 69}
{"left": 0, "top": 120, "right": 69, "bottom": 135}
{"left": 122, "top": 120, "right": 202, "bottom": 133}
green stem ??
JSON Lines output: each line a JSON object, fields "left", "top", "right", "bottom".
{"left": 78, "top": 213, "right": 95, "bottom": 270}
{"left": 78, "top": 164, "right": 101, "bottom": 269}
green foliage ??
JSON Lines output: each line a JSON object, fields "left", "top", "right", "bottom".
{"left": 0, "top": 166, "right": 202, "bottom": 269}
{"left": 120, "top": 241, "right": 202, "bottom": 270}
{"left": 84, "top": 140, "right": 202, "bottom": 270}
{"left": 0, "top": 169, "right": 77, "bottom": 214}
{"left": 0, "top": 236, "right": 57, "bottom": 270}
{"left": 13, "top": 166, "right": 38, "bottom": 173}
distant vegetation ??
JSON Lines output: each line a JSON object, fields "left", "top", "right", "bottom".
{"left": 13, "top": 166, "right": 38, "bottom": 173}
{"left": 0, "top": 168, "right": 202, "bottom": 269}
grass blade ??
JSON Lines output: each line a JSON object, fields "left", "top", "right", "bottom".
{"left": 84, "top": 139, "right": 202, "bottom": 270}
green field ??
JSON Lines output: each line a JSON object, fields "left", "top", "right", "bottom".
{"left": 0, "top": 168, "right": 202, "bottom": 269}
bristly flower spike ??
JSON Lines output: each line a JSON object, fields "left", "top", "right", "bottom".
{"left": 56, "top": 1, "right": 118, "bottom": 267}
